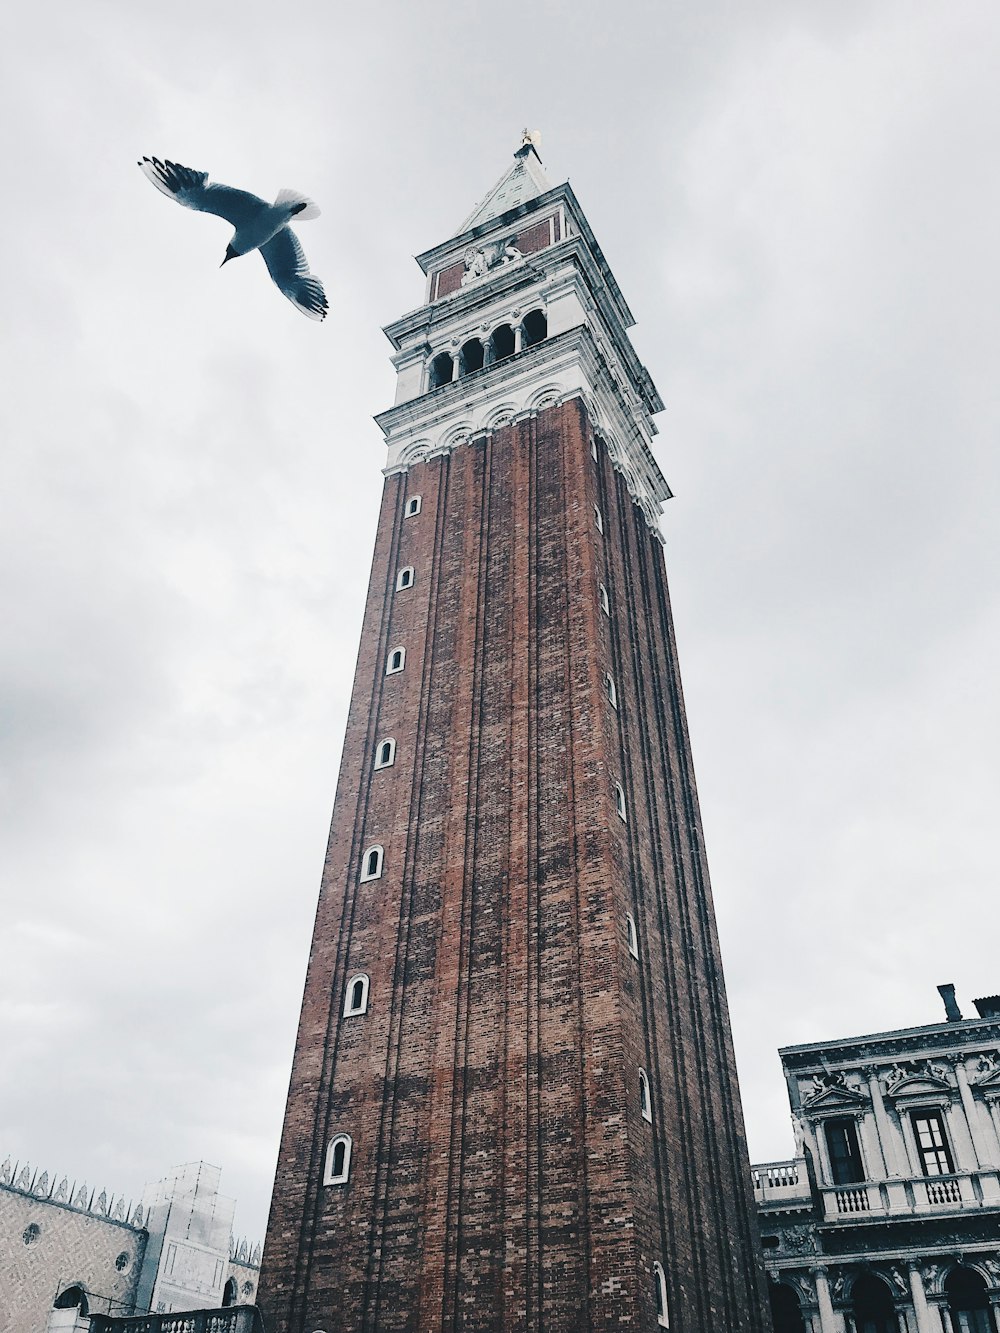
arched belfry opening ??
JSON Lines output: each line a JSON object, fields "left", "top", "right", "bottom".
{"left": 768, "top": 1281, "right": 806, "bottom": 1333}
{"left": 490, "top": 323, "right": 515, "bottom": 363}
{"left": 522, "top": 307, "right": 547, "bottom": 346}
{"left": 851, "top": 1274, "right": 898, "bottom": 1333}
{"left": 459, "top": 338, "right": 484, "bottom": 376}
{"left": 428, "top": 351, "right": 454, "bottom": 389}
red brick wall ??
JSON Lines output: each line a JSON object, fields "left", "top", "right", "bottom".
{"left": 258, "top": 399, "right": 770, "bottom": 1333}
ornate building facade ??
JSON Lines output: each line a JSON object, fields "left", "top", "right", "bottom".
{"left": 258, "top": 138, "right": 771, "bottom": 1332}
{"left": 0, "top": 1158, "right": 260, "bottom": 1332}
{"left": 752, "top": 986, "right": 1000, "bottom": 1333}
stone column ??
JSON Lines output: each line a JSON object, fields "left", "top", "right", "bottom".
{"left": 954, "top": 1058, "right": 992, "bottom": 1167}
{"left": 513, "top": 323, "right": 523, "bottom": 354}
{"left": 811, "top": 1266, "right": 841, "bottom": 1333}
{"left": 907, "top": 1262, "right": 935, "bottom": 1333}
{"left": 866, "top": 1067, "right": 905, "bottom": 1176}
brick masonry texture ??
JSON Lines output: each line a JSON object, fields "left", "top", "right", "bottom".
{"left": 259, "top": 398, "right": 771, "bottom": 1333}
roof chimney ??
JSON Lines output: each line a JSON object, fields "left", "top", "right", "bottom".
{"left": 937, "top": 983, "right": 963, "bottom": 1022}
{"left": 973, "top": 995, "right": 1000, "bottom": 1019}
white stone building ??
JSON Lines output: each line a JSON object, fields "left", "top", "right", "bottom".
{"left": 752, "top": 985, "right": 1000, "bottom": 1333}
{"left": 0, "top": 1159, "right": 260, "bottom": 1332}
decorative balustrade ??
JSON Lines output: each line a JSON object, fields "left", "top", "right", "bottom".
{"left": 925, "top": 1176, "right": 964, "bottom": 1205}
{"left": 751, "top": 1158, "right": 812, "bottom": 1206}
{"left": 90, "top": 1309, "right": 263, "bottom": 1333}
{"left": 834, "top": 1186, "right": 871, "bottom": 1214}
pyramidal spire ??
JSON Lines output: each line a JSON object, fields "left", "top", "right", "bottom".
{"left": 457, "top": 130, "right": 554, "bottom": 233}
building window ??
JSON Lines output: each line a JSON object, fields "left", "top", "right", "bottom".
{"left": 598, "top": 582, "right": 610, "bottom": 615}
{"left": 53, "top": 1288, "right": 89, "bottom": 1315}
{"left": 945, "top": 1268, "right": 994, "bottom": 1333}
{"left": 522, "top": 308, "right": 547, "bottom": 347}
{"left": 850, "top": 1274, "right": 896, "bottom": 1333}
{"left": 386, "top": 647, "right": 405, "bottom": 675}
{"left": 396, "top": 566, "right": 414, "bottom": 591}
{"left": 428, "top": 351, "right": 454, "bottom": 390}
{"left": 654, "top": 1262, "right": 669, "bottom": 1328}
{"left": 22, "top": 1223, "right": 40, "bottom": 1246}
{"left": 639, "top": 1068, "right": 653, "bottom": 1122}
{"left": 594, "top": 504, "right": 603, "bottom": 533}
{"left": 323, "top": 1134, "right": 352, "bottom": 1186}
{"left": 626, "top": 912, "right": 639, "bottom": 959}
{"left": 460, "top": 338, "right": 484, "bottom": 376}
{"left": 614, "top": 782, "right": 627, "bottom": 822}
{"left": 911, "top": 1110, "right": 955, "bottom": 1176}
{"left": 222, "top": 1277, "right": 238, "bottom": 1307}
{"left": 591, "top": 439, "right": 599, "bottom": 462}
{"left": 490, "top": 323, "right": 515, "bottom": 362}
{"left": 825, "top": 1117, "right": 865, "bottom": 1185}
{"left": 605, "top": 673, "right": 618, "bottom": 709}
{"left": 344, "top": 973, "right": 370, "bottom": 1016}
{"left": 405, "top": 495, "right": 421, "bottom": 517}
{"left": 360, "top": 845, "right": 384, "bottom": 882}
{"left": 374, "top": 738, "right": 396, "bottom": 770}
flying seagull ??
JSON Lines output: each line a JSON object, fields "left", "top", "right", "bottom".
{"left": 138, "top": 157, "right": 328, "bottom": 321}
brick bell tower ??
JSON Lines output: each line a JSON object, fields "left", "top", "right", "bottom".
{"left": 258, "top": 135, "right": 771, "bottom": 1333}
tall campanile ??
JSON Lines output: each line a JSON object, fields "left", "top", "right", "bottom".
{"left": 259, "top": 138, "right": 770, "bottom": 1333}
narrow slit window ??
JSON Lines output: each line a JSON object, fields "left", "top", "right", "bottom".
{"left": 360, "top": 845, "right": 384, "bottom": 882}
{"left": 374, "top": 738, "right": 396, "bottom": 770}
{"left": 396, "top": 566, "right": 415, "bottom": 591}
{"left": 654, "top": 1262, "right": 669, "bottom": 1328}
{"left": 626, "top": 912, "right": 639, "bottom": 959}
{"left": 323, "top": 1134, "right": 352, "bottom": 1186}
{"left": 405, "top": 495, "right": 422, "bottom": 517}
{"left": 605, "top": 673, "right": 618, "bottom": 709}
{"left": 639, "top": 1068, "right": 652, "bottom": 1122}
{"left": 599, "top": 583, "right": 610, "bottom": 616}
{"left": 594, "top": 504, "right": 603, "bottom": 533}
{"left": 614, "top": 782, "right": 627, "bottom": 822}
{"left": 386, "top": 647, "right": 405, "bottom": 675}
{"left": 591, "top": 439, "right": 599, "bottom": 462}
{"left": 344, "top": 973, "right": 369, "bottom": 1017}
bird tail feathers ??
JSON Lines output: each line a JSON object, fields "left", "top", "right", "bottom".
{"left": 275, "top": 188, "right": 320, "bottom": 220}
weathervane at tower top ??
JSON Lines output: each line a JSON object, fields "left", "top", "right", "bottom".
{"left": 519, "top": 128, "right": 543, "bottom": 158}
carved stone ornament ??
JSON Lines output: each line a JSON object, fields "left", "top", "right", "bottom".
{"left": 460, "top": 238, "right": 524, "bottom": 287}
{"left": 884, "top": 1059, "right": 952, "bottom": 1093}
{"left": 784, "top": 1228, "right": 817, "bottom": 1255}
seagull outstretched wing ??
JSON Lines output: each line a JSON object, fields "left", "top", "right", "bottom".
{"left": 138, "top": 157, "right": 265, "bottom": 226}
{"left": 259, "top": 227, "right": 328, "bottom": 322}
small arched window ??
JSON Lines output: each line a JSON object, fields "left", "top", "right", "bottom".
{"left": 386, "top": 647, "right": 405, "bottom": 675}
{"left": 614, "top": 782, "right": 627, "bottom": 822}
{"left": 639, "top": 1068, "right": 652, "bottom": 1122}
{"left": 654, "top": 1262, "right": 669, "bottom": 1327}
{"left": 460, "top": 338, "right": 484, "bottom": 376}
{"left": 490, "top": 324, "right": 515, "bottom": 362}
{"left": 396, "top": 566, "right": 415, "bottom": 591}
{"left": 53, "top": 1287, "right": 89, "bottom": 1315}
{"left": 344, "top": 973, "right": 370, "bottom": 1016}
{"left": 594, "top": 505, "right": 603, "bottom": 534}
{"left": 323, "top": 1134, "right": 352, "bottom": 1186}
{"left": 360, "top": 845, "right": 384, "bottom": 882}
{"left": 222, "top": 1277, "right": 238, "bottom": 1307}
{"left": 605, "top": 673, "right": 618, "bottom": 709}
{"left": 405, "top": 495, "right": 422, "bottom": 518}
{"left": 626, "top": 912, "right": 639, "bottom": 959}
{"left": 599, "top": 583, "right": 610, "bottom": 615}
{"left": 428, "top": 351, "right": 454, "bottom": 390}
{"left": 522, "top": 308, "right": 547, "bottom": 347}
{"left": 375, "top": 738, "right": 396, "bottom": 770}
{"left": 591, "top": 439, "right": 599, "bottom": 462}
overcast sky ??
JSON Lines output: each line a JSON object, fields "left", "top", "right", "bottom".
{"left": 2, "top": 0, "right": 999, "bottom": 1246}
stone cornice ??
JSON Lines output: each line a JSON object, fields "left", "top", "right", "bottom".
{"left": 375, "top": 325, "right": 671, "bottom": 532}
{"left": 780, "top": 1019, "right": 1000, "bottom": 1072}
